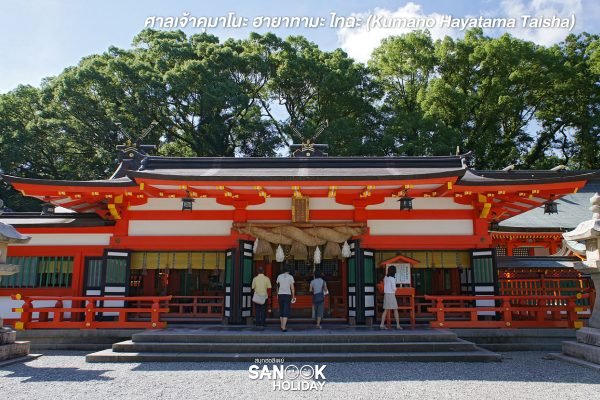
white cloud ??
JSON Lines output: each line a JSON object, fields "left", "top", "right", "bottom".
{"left": 336, "top": 3, "right": 454, "bottom": 63}
{"left": 498, "top": 0, "right": 582, "bottom": 45}
{"left": 337, "top": 0, "right": 584, "bottom": 63}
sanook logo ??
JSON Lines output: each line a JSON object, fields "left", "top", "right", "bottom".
{"left": 248, "top": 364, "right": 327, "bottom": 391}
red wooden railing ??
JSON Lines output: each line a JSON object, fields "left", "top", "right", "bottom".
{"left": 129, "top": 296, "right": 224, "bottom": 319}
{"left": 10, "top": 294, "right": 171, "bottom": 330}
{"left": 498, "top": 278, "right": 593, "bottom": 297}
{"left": 425, "top": 293, "right": 592, "bottom": 329}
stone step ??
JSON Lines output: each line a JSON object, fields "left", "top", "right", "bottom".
{"left": 477, "top": 342, "right": 563, "bottom": 352}
{"left": 30, "top": 343, "right": 113, "bottom": 351}
{"left": 87, "top": 348, "right": 501, "bottom": 363}
{"left": 562, "top": 340, "right": 600, "bottom": 365}
{"left": 112, "top": 339, "right": 478, "bottom": 354}
{"left": 0, "top": 341, "right": 30, "bottom": 362}
{"left": 131, "top": 329, "right": 458, "bottom": 344}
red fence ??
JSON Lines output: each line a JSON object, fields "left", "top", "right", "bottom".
{"left": 11, "top": 294, "right": 171, "bottom": 330}
{"left": 129, "top": 296, "right": 224, "bottom": 319}
{"left": 425, "top": 293, "right": 592, "bottom": 329}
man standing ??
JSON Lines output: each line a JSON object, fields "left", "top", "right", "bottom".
{"left": 251, "top": 267, "right": 271, "bottom": 328}
{"left": 276, "top": 267, "right": 295, "bottom": 332}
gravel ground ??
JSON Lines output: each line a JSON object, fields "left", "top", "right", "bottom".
{"left": 0, "top": 351, "right": 599, "bottom": 400}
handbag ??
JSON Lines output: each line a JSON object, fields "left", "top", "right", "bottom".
{"left": 313, "top": 291, "right": 325, "bottom": 304}
{"left": 252, "top": 293, "right": 267, "bottom": 305}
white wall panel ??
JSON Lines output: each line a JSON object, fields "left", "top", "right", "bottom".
{"left": 128, "top": 220, "right": 232, "bottom": 236}
{"left": 368, "top": 219, "right": 473, "bottom": 236}
{"left": 129, "top": 198, "right": 235, "bottom": 211}
{"left": 9, "top": 234, "right": 112, "bottom": 246}
{"left": 367, "top": 197, "right": 473, "bottom": 210}
{"left": 247, "top": 198, "right": 291, "bottom": 210}
{"left": 0, "top": 297, "right": 72, "bottom": 319}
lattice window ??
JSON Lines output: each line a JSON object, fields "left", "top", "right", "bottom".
{"left": 512, "top": 247, "right": 532, "bottom": 257}
{"left": 495, "top": 246, "right": 507, "bottom": 257}
{"left": 2, "top": 256, "right": 74, "bottom": 288}
{"left": 320, "top": 260, "right": 339, "bottom": 277}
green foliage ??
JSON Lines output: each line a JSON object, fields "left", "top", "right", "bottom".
{"left": 1, "top": 29, "right": 599, "bottom": 211}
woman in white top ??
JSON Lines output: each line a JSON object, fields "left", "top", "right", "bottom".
{"left": 380, "top": 265, "right": 402, "bottom": 330}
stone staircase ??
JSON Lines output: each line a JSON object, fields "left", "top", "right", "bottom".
{"left": 86, "top": 326, "right": 501, "bottom": 363}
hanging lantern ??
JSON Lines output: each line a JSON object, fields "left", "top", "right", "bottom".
{"left": 544, "top": 200, "right": 558, "bottom": 215}
{"left": 275, "top": 244, "right": 285, "bottom": 262}
{"left": 314, "top": 246, "right": 322, "bottom": 265}
{"left": 341, "top": 241, "right": 351, "bottom": 258}
{"left": 398, "top": 196, "right": 414, "bottom": 211}
{"left": 41, "top": 203, "right": 56, "bottom": 215}
{"left": 181, "top": 197, "right": 194, "bottom": 211}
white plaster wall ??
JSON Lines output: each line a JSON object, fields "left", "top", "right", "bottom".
{"left": 128, "top": 220, "right": 232, "bottom": 236}
{"left": 0, "top": 297, "right": 72, "bottom": 319}
{"left": 129, "top": 198, "right": 235, "bottom": 211}
{"left": 9, "top": 234, "right": 112, "bottom": 246}
{"left": 368, "top": 220, "right": 474, "bottom": 236}
{"left": 247, "top": 197, "right": 355, "bottom": 210}
{"left": 367, "top": 197, "right": 473, "bottom": 210}
{"left": 247, "top": 198, "right": 291, "bottom": 210}
{"left": 309, "top": 198, "right": 354, "bottom": 210}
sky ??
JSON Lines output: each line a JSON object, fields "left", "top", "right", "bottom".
{"left": 0, "top": 0, "right": 598, "bottom": 94}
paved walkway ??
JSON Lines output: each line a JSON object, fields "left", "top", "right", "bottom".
{"left": 0, "top": 351, "right": 599, "bottom": 400}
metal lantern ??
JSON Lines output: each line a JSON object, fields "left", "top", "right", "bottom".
{"left": 41, "top": 203, "right": 56, "bottom": 215}
{"left": 544, "top": 201, "right": 558, "bottom": 215}
{"left": 181, "top": 197, "right": 194, "bottom": 211}
{"left": 398, "top": 196, "right": 414, "bottom": 211}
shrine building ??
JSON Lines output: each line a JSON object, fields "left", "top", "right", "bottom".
{"left": 0, "top": 145, "right": 597, "bottom": 325}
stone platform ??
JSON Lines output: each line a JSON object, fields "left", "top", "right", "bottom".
{"left": 87, "top": 325, "right": 501, "bottom": 363}
{"left": 550, "top": 327, "right": 600, "bottom": 370}
{"left": 0, "top": 327, "right": 31, "bottom": 362}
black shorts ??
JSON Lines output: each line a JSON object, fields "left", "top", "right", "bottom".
{"left": 278, "top": 294, "right": 292, "bottom": 318}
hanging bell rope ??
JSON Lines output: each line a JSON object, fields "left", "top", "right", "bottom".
{"left": 187, "top": 251, "right": 192, "bottom": 274}
{"left": 142, "top": 252, "right": 148, "bottom": 276}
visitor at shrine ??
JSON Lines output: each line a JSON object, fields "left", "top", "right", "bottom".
{"left": 310, "top": 270, "right": 328, "bottom": 329}
{"left": 251, "top": 267, "right": 271, "bottom": 328}
{"left": 276, "top": 267, "right": 295, "bottom": 332}
{"left": 380, "top": 265, "right": 402, "bottom": 330}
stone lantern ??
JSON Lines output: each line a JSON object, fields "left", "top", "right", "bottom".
{"left": 0, "top": 222, "right": 32, "bottom": 363}
{"left": 556, "top": 193, "right": 600, "bottom": 367}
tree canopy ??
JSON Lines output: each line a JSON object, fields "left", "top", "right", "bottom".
{"left": 1, "top": 28, "right": 599, "bottom": 210}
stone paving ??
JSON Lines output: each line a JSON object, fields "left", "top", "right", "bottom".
{"left": 0, "top": 350, "right": 599, "bottom": 400}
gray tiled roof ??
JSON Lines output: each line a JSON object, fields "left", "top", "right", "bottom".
{"left": 499, "top": 179, "right": 600, "bottom": 231}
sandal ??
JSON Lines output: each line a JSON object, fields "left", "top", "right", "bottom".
{"left": 379, "top": 325, "right": 389, "bottom": 330}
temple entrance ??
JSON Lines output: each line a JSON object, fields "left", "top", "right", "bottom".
{"left": 266, "top": 259, "right": 347, "bottom": 320}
